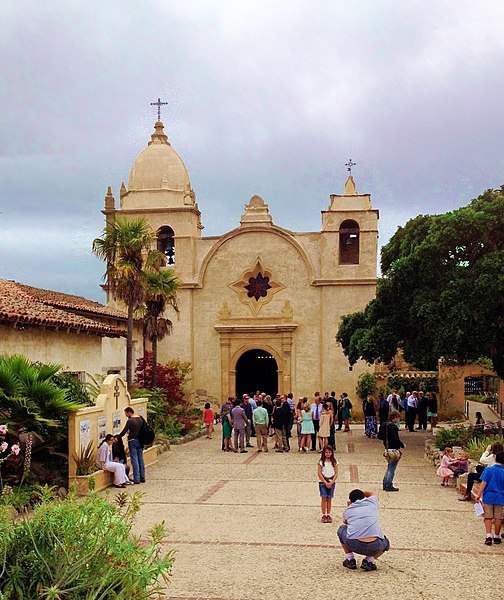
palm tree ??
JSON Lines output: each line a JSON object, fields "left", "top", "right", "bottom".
{"left": 92, "top": 216, "right": 163, "bottom": 387}
{"left": 143, "top": 269, "right": 180, "bottom": 387}
{"left": 0, "top": 355, "right": 81, "bottom": 437}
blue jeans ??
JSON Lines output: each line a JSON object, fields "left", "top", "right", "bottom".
{"left": 128, "top": 439, "right": 145, "bottom": 483}
{"left": 383, "top": 458, "right": 399, "bottom": 489}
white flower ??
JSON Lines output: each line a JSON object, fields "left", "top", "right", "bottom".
{"left": 0, "top": 424, "right": 8, "bottom": 435}
{"left": 10, "top": 444, "right": 20, "bottom": 456}
{"left": 0, "top": 442, "right": 8, "bottom": 453}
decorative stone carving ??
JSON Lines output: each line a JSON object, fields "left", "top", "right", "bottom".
{"left": 229, "top": 257, "right": 285, "bottom": 315}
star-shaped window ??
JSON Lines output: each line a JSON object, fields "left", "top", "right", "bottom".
{"left": 230, "top": 258, "right": 284, "bottom": 315}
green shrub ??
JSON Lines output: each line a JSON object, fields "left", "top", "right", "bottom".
{"left": 161, "top": 415, "right": 184, "bottom": 439}
{"left": 435, "top": 425, "right": 473, "bottom": 450}
{"left": 356, "top": 373, "right": 376, "bottom": 399}
{"left": 0, "top": 489, "right": 173, "bottom": 599}
{"left": 466, "top": 436, "right": 504, "bottom": 461}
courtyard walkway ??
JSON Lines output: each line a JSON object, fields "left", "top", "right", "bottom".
{"left": 131, "top": 425, "right": 503, "bottom": 600}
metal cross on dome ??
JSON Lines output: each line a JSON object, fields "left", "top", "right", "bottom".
{"left": 150, "top": 97, "right": 168, "bottom": 121}
{"left": 345, "top": 158, "right": 356, "bottom": 174}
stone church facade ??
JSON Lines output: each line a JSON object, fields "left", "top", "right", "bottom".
{"left": 102, "top": 119, "right": 379, "bottom": 401}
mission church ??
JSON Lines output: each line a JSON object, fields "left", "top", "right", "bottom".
{"left": 101, "top": 109, "right": 379, "bottom": 402}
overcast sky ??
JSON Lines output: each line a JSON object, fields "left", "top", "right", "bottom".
{"left": 1, "top": 0, "right": 503, "bottom": 302}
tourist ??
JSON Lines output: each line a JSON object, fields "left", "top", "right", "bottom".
{"left": 317, "top": 403, "right": 332, "bottom": 450}
{"left": 328, "top": 391, "right": 337, "bottom": 448}
{"left": 272, "top": 397, "right": 289, "bottom": 452}
{"left": 240, "top": 394, "right": 254, "bottom": 447}
{"left": 427, "top": 392, "right": 438, "bottom": 431}
{"left": 252, "top": 398, "right": 269, "bottom": 452}
{"left": 203, "top": 402, "right": 215, "bottom": 439}
{"left": 318, "top": 445, "right": 338, "bottom": 523}
{"left": 112, "top": 435, "right": 130, "bottom": 479}
{"left": 341, "top": 392, "right": 352, "bottom": 433}
{"left": 97, "top": 434, "right": 130, "bottom": 488}
{"left": 458, "top": 442, "right": 504, "bottom": 501}
{"left": 386, "top": 389, "right": 401, "bottom": 413}
{"left": 416, "top": 391, "right": 428, "bottom": 430}
{"left": 336, "top": 394, "right": 345, "bottom": 431}
{"left": 230, "top": 399, "right": 248, "bottom": 453}
{"left": 475, "top": 451, "right": 504, "bottom": 545}
{"left": 450, "top": 451, "right": 469, "bottom": 478}
{"left": 406, "top": 391, "right": 418, "bottom": 432}
{"left": 310, "top": 393, "right": 322, "bottom": 450}
{"left": 363, "top": 394, "right": 377, "bottom": 438}
{"left": 337, "top": 489, "right": 390, "bottom": 571}
{"left": 118, "top": 407, "right": 146, "bottom": 484}
{"left": 378, "top": 411, "right": 405, "bottom": 492}
{"left": 436, "top": 447, "right": 457, "bottom": 486}
{"left": 377, "top": 392, "right": 389, "bottom": 426}
{"left": 295, "top": 398, "right": 305, "bottom": 451}
{"left": 473, "top": 411, "right": 486, "bottom": 436}
{"left": 286, "top": 392, "right": 295, "bottom": 441}
{"left": 300, "top": 402, "right": 314, "bottom": 452}
{"left": 263, "top": 394, "right": 274, "bottom": 436}
{"left": 221, "top": 398, "right": 234, "bottom": 452}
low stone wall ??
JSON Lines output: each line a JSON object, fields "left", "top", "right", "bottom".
{"left": 169, "top": 428, "right": 206, "bottom": 445}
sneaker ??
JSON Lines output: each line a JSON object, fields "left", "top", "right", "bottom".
{"left": 458, "top": 495, "right": 471, "bottom": 501}
{"left": 361, "top": 559, "right": 377, "bottom": 571}
{"left": 493, "top": 537, "right": 502, "bottom": 545}
{"left": 384, "top": 487, "right": 399, "bottom": 492}
{"left": 343, "top": 558, "right": 357, "bottom": 570}
{"left": 484, "top": 538, "right": 493, "bottom": 546}
{"left": 326, "top": 515, "right": 332, "bottom": 523}
{"left": 240, "top": 450, "right": 248, "bottom": 453}
{"left": 321, "top": 515, "right": 328, "bottom": 523}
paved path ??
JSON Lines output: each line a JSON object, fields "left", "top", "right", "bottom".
{"left": 131, "top": 425, "right": 503, "bottom": 600}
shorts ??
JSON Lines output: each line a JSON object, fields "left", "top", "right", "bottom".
{"left": 483, "top": 504, "right": 504, "bottom": 519}
{"left": 337, "top": 524, "right": 390, "bottom": 556}
{"left": 319, "top": 482, "right": 335, "bottom": 498}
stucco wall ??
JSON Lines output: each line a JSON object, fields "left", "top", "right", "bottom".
{"left": 0, "top": 324, "right": 104, "bottom": 375}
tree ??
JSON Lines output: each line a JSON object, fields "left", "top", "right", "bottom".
{"left": 92, "top": 217, "right": 163, "bottom": 386}
{"left": 142, "top": 269, "right": 180, "bottom": 387}
{"left": 337, "top": 186, "right": 504, "bottom": 378}
{"left": 0, "top": 355, "right": 81, "bottom": 437}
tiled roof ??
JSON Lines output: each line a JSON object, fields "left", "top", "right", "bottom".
{"left": 0, "top": 279, "right": 127, "bottom": 337}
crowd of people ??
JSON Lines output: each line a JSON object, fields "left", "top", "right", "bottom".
{"left": 217, "top": 390, "right": 358, "bottom": 455}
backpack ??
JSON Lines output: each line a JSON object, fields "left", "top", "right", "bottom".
{"left": 139, "top": 416, "right": 155, "bottom": 447}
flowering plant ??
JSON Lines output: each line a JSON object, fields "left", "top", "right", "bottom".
{"left": 1, "top": 424, "right": 20, "bottom": 491}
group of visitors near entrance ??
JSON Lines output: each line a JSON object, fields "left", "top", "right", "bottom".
{"left": 212, "top": 388, "right": 504, "bottom": 569}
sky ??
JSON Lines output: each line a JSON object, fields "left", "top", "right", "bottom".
{"left": 1, "top": 0, "right": 503, "bottom": 302}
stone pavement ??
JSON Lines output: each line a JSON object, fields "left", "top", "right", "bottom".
{"left": 129, "top": 425, "right": 504, "bottom": 600}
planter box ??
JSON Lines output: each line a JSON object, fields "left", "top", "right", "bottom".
{"left": 69, "top": 445, "right": 160, "bottom": 495}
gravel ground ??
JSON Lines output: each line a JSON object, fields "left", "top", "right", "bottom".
{"left": 125, "top": 424, "right": 504, "bottom": 600}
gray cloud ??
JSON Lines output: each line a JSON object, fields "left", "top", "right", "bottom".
{"left": 1, "top": 1, "right": 503, "bottom": 301}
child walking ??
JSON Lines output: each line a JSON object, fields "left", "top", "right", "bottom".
{"left": 475, "top": 451, "right": 504, "bottom": 546}
{"left": 436, "top": 447, "right": 457, "bottom": 486}
{"left": 203, "top": 402, "right": 215, "bottom": 439}
{"left": 318, "top": 445, "right": 339, "bottom": 523}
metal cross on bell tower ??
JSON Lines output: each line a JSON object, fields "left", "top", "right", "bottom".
{"left": 345, "top": 158, "right": 356, "bottom": 174}
{"left": 150, "top": 97, "right": 168, "bottom": 121}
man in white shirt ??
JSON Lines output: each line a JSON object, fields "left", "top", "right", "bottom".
{"left": 310, "top": 393, "right": 322, "bottom": 451}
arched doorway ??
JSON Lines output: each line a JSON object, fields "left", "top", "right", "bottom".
{"left": 236, "top": 349, "right": 278, "bottom": 398}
